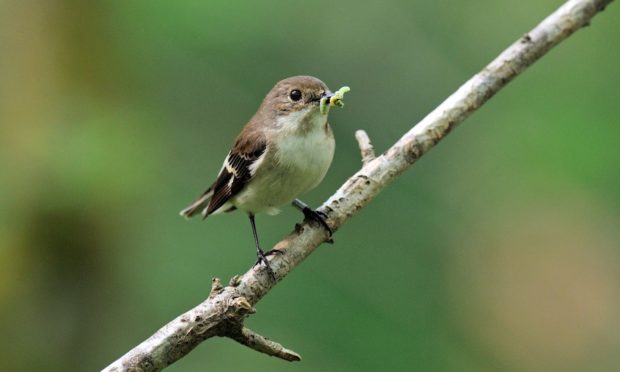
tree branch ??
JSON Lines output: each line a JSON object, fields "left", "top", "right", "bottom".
{"left": 102, "top": 0, "right": 614, "bottom": 370}
{"left": 355, "top": 130, "right": 375, "bottom": 165}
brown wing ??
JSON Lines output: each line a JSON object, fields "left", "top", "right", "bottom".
{"left": 180, "top": 107, "right": 271, "bottom": 219}
{"left": 204, "top": 133, "right": 267, "bottom": 217}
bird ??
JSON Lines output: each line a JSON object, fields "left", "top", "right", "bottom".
{"left": 180, "top": 75, "right": 343, "bottom": 277}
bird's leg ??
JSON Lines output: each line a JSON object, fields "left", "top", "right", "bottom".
{"left": 292, "top": 199, "right": 333, "bottom": 239}
{"left": 248, "top": 214, "right": 276, "bottom": 279}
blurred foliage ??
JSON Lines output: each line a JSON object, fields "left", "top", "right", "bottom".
{"left": 1, "top": 0, "right": 619, "bottom": 371}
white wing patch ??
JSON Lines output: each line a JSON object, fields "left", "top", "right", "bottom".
{"left": 248, "top": 147, "right": 268, "bottom": 177}
{"left": 203, "top": 141, "right": 267, "bottom": 216}
{"left": 224, "top": 155, "right": 238, "bottom": 177}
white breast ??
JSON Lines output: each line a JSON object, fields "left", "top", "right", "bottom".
{"left": 232, "top": 109, "right": 335, "bottom": 214}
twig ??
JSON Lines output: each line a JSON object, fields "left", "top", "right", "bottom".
{"left": 102, "top": 0, "right": 614, "bottom": 370}
{"left": 228, "top": 327, "right": 302, "bottom": 362}
{"left": 355, "top": 130, "right": 375, "bottom": 165}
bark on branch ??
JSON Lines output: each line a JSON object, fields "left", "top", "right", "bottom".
{"left": 102, "top": 0, "right": 614, "bottom": 370}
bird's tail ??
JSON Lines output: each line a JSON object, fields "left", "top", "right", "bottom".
{"left": 179, "top": 189, "right": 214, "bottom": 219}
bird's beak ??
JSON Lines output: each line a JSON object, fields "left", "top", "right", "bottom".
{"left": 321, "top": 91, "right": 335, "bottom": 101}
{"left": 313, "top": 91, "right": 334, "bottom": 105}
{"left": 319, "top": 91, "right": 334, "bottom": 106}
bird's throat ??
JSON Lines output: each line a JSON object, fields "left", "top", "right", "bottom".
{"left": 276, "top": 107, "right": 326, "bottom": 135}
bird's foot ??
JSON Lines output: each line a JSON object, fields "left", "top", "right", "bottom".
{"left": 302, "top": 207, "right": 334, "bottom": 242}
{"left": 255, "top": 248, "right": 276, "bottom": 280}
{"left": 264, "top": 248, "right": 284, "bottom": 257}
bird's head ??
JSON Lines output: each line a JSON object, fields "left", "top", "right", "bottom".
{"left": 263, "top": 75, "right": 333, "bottom": 116}
{"left": 260, "top": 75, "right": 344, "bottom": 134}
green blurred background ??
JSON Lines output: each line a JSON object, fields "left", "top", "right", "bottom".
{"left": 1, "top": 0, "right": 619, "bottom": 371}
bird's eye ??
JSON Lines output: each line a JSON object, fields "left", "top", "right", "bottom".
{"left": 289, "top": 89, "right": 302, "bottom": 102}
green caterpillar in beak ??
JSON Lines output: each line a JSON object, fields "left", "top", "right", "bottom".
{"left": 320, "top": 86, "right": 351, "bottom": 115}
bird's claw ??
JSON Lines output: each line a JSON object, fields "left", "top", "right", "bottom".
{"left": 265, "top": 248, "right": 284, "bottom": 257}
{"left": 255, "top": 249, "right": 276, "bottom": 280}
{"left": 302, "top": 207, "right": 334, "bottom": 240}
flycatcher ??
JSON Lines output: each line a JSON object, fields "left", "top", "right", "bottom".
{"left": 180, "top": 75, "right": 346, "bottom": 276}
